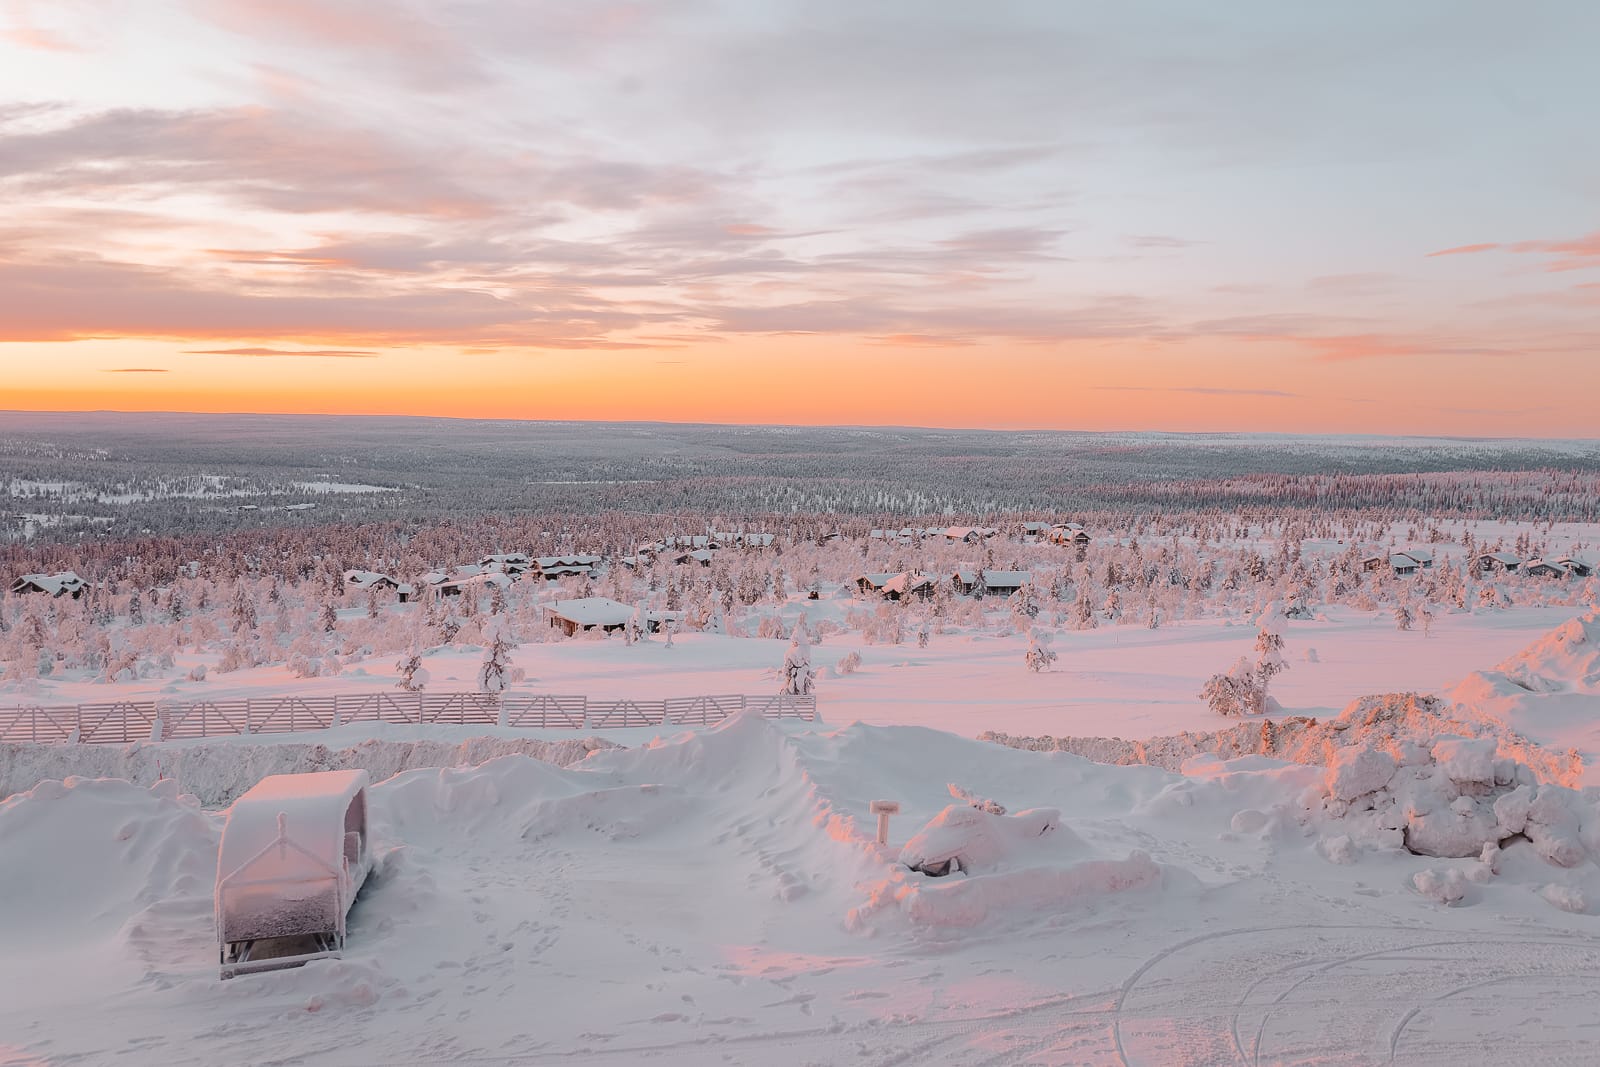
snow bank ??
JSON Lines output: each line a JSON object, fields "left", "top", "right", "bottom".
{"left": 0, "top": 734, "right": 618, "bottom": 807}
{"left": 1491, "top": 609, "right": 1600, "bottom": 692}
{"left": 0, "top": 776, "right": 218, "bottom": 951}
{"left": 982, "top": 691, "right": 1581, "bottom": 786}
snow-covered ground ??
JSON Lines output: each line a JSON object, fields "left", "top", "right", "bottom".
{"left": 6, "top": 699, "right": 1600, "bottom": 1065}
{"left": 5, "top": 608, "right": 1600, "bottom": 1064}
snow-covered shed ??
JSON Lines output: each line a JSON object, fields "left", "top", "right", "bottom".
{"left": 8, "top": 571, "right": 88, "bottom": 599}
{"left": 215, "top": 769, "right": 372, "bottom": 978}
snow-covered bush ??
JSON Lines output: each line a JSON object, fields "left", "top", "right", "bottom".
{"left": 1024, "top": 630, "right": 1057, "bottom": 673}
{"left": 836, "top": 649, "right": 862, "bottom": 675}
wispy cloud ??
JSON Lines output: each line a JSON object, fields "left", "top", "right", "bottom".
{"left": 1093, "top": 386, "right": 1298, "bottom": 398}
{"left": 1427, "top": 243, "right": 1500, "bottom": 258}
{"left": 185, "top": 347, "right": 378, "bottom": 358}
{"left": 1427, "top": 232, "right": 1600, "bottom": 272}
{"left": 101, "top": 367, "right": 169, "bottom": 373}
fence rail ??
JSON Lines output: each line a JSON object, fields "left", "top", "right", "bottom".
{"left": 0, "top": 691, "right": 817, "bottom": 744}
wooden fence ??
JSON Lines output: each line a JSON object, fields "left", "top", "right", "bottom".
{"left": 0, "top": 692, "right": 818, "bottom": 744}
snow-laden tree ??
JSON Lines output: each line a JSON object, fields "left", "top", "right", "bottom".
{"left": 1024, "top": 629, "right": 1058, "bottom": 672}
{"left": 478, "top": 619, "right": 514, "bottom": 694}
{"left": 781, "top": 619, "right": 816, "bottom": 695}
{"left": 1072, "top": 588, "right": 1098, "bottom": 631}
{"left": 1200, "top": 657, "right": 1264, "bottom": 717}
{"left": 1394, "top": 604, "right": 1414, "bottom": 631}
{"left": 1253, "top": 619, "right": 1287, "bottom": 690}
{"left": 230, "top": 584, "right": 257, "bottom": 634}
{"left": 395, "top": 642, "right": 429, "bottom": 692}
{"left": 625, "top": 601, "right": 647, "bottom": 646}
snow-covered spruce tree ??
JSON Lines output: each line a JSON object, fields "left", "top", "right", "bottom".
{"left": 1253, "top": 620, "right": 1287, "bottom": 692}
{"left": 1009, "top": 582, "right": 1041, "bottom": 627}
{"left": 231, "top": 583, "right": 257, "bottom": 633}
{"left": 395, "top": 642, "right": 429, "bottom": 692}
{"left": 320, "top": 597, "right": 339, "bottom": 633}
{"left": 478, "top": 619, "right": 514, "bottom": 693}
{"left": 1072, "top": 587, "right": 1098, "bottom": 631}
{"left": 1394, "top": 603, "right": 1414, "bottom": 631}
{"left": 781, "top": 619, "right": 816, "bottom": 695}
{"left": 1024, "top": 629, "right": 1058, "bottom": 672}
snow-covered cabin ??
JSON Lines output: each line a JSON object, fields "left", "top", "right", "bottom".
{"left": 1389, "top": 553, "right": 1423, "bottom": 577}
{"left": 438, "top": 571, "right": 514, "bottom": 597}
{"left": 8, "top": 571, "right": 88, "bottom": 599}
{"left": 1475, "top": 551, "right": 1522, "bottom": 573}
{"left": 543, "top": 597, "right": 677, "bottom": 637}
{"left": 1403, "top": 547, "right": 1435, "bottom": 569}
{"left": 944, "top": 526, "right": 997, "bottom": 544}
{"left": 344, "top": 569, "right": 400, "bottom": 593}
{"left": 1522, "top": 559, "right": 1574, "bottom": 579}
{"left": 480, "top": 553, "right": 534, "bottom": 576}
{"left": 1047, "top": 523, "right": 1090, "bottom": 547}
{"left": 1550, "top": 555, "right": 1594, "bottom": 578}
{"left": 532, "top": 554, "right": 603, "bottom": 581}
{"left": 952, "top": 569, "right": 1031, "bottom": 597}
{"left": 713, "top": 531, "right": 776, "bottom": 549}
{"left": 660, "top": 535, "right": 720, "bottom": 551}
{"left": 855, "top": 572, "right": 934, "bottom": 601}
{"left": 215, "top": 769, "right": 371, "bottom": 978}
{"left": 669, "top": 549, "right": 716, "bottom": 568}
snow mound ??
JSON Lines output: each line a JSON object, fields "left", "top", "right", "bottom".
{"left": 0, "top": 776, "right": 219, "bottom": 951}
{"left": 1310, "top": 733, "right": 1600, "bottom": 874}
{"left": 1492, "top": 610, "right": 1600, "bottom": 692}
{"left": 982, "top": 691, "right": 1581, "bottom": 786}
{"left": 898, "top": 804, "right": 1067, "bottom": 876}
{"left": 0, "top": 734, "right": 617, "bottom": 807}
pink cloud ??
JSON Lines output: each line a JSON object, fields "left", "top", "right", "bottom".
{"left": 1426, "top": 242, "right": 1500, "bottom": 257}
{"left": 1427, "top": 232, "right": 1600, "bottom": 272}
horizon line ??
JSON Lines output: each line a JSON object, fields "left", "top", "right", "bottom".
{"left": 2, "top": 407, "right": 1599, "bottom": 445}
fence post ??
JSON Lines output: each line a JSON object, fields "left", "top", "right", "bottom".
{"left": 331, "top": 694, "right": 343, "bottom": 730}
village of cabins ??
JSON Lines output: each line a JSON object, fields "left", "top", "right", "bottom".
{"left": 10, "top": 519, "right": 1594, "bottom": 641}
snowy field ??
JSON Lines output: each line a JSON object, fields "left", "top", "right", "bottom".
{"left": 10, "top": 603, "right": 1592, "bottom": 762}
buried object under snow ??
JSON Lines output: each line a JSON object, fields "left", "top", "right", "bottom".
{"left": 215, "top": 769, "right": 373, "bottom": 979}
{"left": 898, "top": 803, "right": 1061, "bottom": 876}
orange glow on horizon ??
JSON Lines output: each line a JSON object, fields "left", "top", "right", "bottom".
{"left": 4, "top": 334, "right": 1595, "bottom": 438}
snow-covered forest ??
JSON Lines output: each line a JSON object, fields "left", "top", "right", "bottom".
{"left": 7, "top": 413, "right": 1600, "bottom": 546}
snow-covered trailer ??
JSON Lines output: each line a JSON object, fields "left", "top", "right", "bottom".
{"left": 215, "top": 770, "right": 372, "bottom": 979}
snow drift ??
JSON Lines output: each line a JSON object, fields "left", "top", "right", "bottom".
{"left": 982, "top": 690, "right": 1581, "bottom": 786}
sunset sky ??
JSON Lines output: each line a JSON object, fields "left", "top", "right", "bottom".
{"left": 1, "top": 1, "right": 1597, "bottom": 434}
